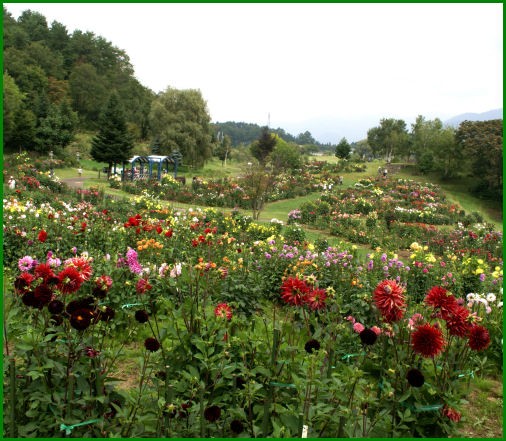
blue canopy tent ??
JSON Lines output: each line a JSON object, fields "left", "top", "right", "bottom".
{"left": 147, "top": 155, "right": 175, "bottom": 181}
{"left": 121, "top": 156, "right": 149, "bottom": 181}
{"left": 121, "top": 155, "right": 176, "bottom": 181}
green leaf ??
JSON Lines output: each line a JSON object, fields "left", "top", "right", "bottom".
{"left": 398, "top": 389, "right": 411, "bottom": 402}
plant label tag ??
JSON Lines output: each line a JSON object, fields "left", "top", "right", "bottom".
{"left": 302, "top": 425, "right": 309, "bottom": 438}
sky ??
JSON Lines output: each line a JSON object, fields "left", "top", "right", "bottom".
{"left": 4, "top": 2, "right": 503, "bottom": 143}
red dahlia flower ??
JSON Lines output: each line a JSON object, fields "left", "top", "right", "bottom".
{"left": 65, "top": 257, "right": 93, "bottom": 281}
{"left": 144, "top": 337, "right": 161, "bottom": 352}
{"left": 373, "top": 279, "right": 406, "bottom": 322}
{"left": 214, "top": 302, "right": 233, "bottom": 320}
{"left": 281, "top": 276, "right": 310, "bottom": 306}
{"left": 37, "top": 230, "right": 47, "bottom": 242}
{"left": 136, "top": 278, "right": 152, "bottom": 294}
{"left": 305, "top": 288, "right": 327, "bottom": 310}
{"left": 33, "top": 284, "right": 54, "bottom": 307}
{"left": 441, "top": 405, "right": 461, "bottom": 422}
{"left": 70, "top": 308, "right": 94, "bottom": 330}
{"left": 95, "top": 275, "right": 113, "bottom": 291}
{"left": 411, "top": 323, "right": 445, "bottom": 358}
{"left": 34, "top": 263, "right": 55, "bottom": 282}
{"left": 14, "top": 272, "right": 35, "bottom": 293}
{"left": 468, "top": 325, "right": 490, "bottom": 351}
{"left": 424, "top": 286, "right": 457, "bottom": 315}
{"left": 57, "top": 267, "right": 83, "bottom": 294}
{"left": 445, "top": 305, "right": 471, "bottom": 337}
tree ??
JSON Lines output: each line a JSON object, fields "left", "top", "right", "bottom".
{"left": 410, "top": 116, "right": 460, "bottom": 178}
{"left": 35, "top": 100, "right": 78, "bottom": 155}
{"left": 69, "top": 63, "right": 107, "bottom": 126}
{"left": 90, "top": 93, "right": 134, "bottom": 173}
{"left": 250, "top": 127, "right": 276, "bottom": 166}
{"left": 269, "top": 136, "right": 303, "bottom": 172}
{"left": 3, "top": 72, "right": 25, "bottom": 149}
{"left": 214, "top": 134, "right": 232, "bottom": 166}
{"left": 148, "top": 87, "right": 214, "bottom": 168}
{"left": 3, "top": 72, "right": 37, "bottom": 152}
{"left": 352, "top": 140, "right": 373, "bottom": 160}
{"left": 46, "top": 20, "right": 70, "bottom": 53}
{"left": 367, "top": 118, "right": 409, "bottom": 160}
{"left": 335, "top": 137, "right": 351, "bottom": 159}
{"left": 241, "top": 164, "right": 274, "bottom": 220}
{"left": 17, "top": 9, "right": 49, "bottom": 42}
{"left": 295, "top": 130, "right": 315, "bottom": 145}
{"left": 456, "top": 119, "right": 503, "bottom": 199}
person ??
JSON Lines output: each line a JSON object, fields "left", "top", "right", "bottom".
{"left": 383, "top": 168, "right": 388, "bottom": 179}
{"left": 338, "top": 176, "right": 343, "bottom": 185}
{"left": 8, "top": 176, "right": 16, "bottom": 190}
{"left": 78, "top": 167, "right": 83, "bottom": 177}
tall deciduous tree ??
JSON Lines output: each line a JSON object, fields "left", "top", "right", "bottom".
{"left": 269, "top": 136, "right": 303, "bottom": 172}
{"left": 367, "top": 118, "right": 409, "bottom": 160}
{"left": 456, "top": 119, "right": 503, "bottom": 199}
{"left": 3, "top": 72, "right": 36, "bottom": 152}
{"left": 90, "top": 93, "right": 133, "bottom": 173}
{"left": 69, "top": 63, "right": 107, "bottom": 126}
{"left": 410, "top": 116, "right": 460, "bottom": 177}
{"left": 3, "top": 72, "right": 24, "bottom": 149}
{"left": 214, "top": 134, "right": 232, "bottom": 166}
{"left": 250, "top": 127, "right": 276, "bottom": 166}
{"left": 149, "top": 87, "right": 214, "bottom": 168}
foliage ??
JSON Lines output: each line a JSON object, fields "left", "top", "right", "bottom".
{"left": 213, "top": 134, "right": 232, "bottom": 166}
{"left": 3, "top": 6, "right": 154, "bottom": 143}
{"left": 367, "top": 118, "right": 409, "bottom": 160}
{"left": 335, "top": 137, "right": 351, "bottom": 159}
{"left": 250, "top": 127, "right": 277, "bottom": 166}
{"left": 269, "top": 136, "right": 303, "bottom": 172}
{"left": 148, "top": 87, "right": 214, "bottom": 168}
{"left": 90, "top": 93, "right": 134, "bottom": 170}
{"left": 455, "top": 119, "right": 503, "bottom": 200}
{"left": 34, "top": 100, "right": 79, "bottom": 155}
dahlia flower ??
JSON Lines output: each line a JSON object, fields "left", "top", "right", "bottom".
{"left": 411, "top": 323, "right": 445, "bottom": 358}
{"left": 373, "top": 279, "right": 406, "bottom": 322}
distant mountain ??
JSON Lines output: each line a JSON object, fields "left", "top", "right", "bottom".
{"left": 444, "top": 108, "right": 503, "bottom": 127}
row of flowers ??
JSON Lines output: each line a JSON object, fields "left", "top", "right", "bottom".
{"left": 292, "top": 177, "right": 502, "bottom": 260}
{"left": 114, "top": 170, "right": 340, "bottom": 209}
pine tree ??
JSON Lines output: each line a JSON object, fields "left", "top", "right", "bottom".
{"left": 90, "top": 92, "right": 133, "bottom": 173}
{"left": 250, "top": 127, "right": 276, "bottom": 166}
{"left": 335, "top": 137, "right": 351, "bottom": 159}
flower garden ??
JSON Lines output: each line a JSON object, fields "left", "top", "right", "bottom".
{"left": 3, "top": 154, "right": 503, "bottom": 438}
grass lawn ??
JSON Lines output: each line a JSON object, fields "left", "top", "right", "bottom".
{"left": 456, "top": 376, "right": 503, "bottom": 438}
{"left": 394, "top": 167, "right": 502, "bottom": 230}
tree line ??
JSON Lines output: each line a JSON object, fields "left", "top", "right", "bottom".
{"left": 364, "top": 116, "right": 502, "bottom": 200}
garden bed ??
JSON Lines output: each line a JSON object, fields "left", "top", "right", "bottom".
{"left": 3, "top": 155, "right": 503, "bottom": 438}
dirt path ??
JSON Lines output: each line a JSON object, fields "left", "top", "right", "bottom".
{"left": 61, "top": 177, "right": 85, "bottom": 189}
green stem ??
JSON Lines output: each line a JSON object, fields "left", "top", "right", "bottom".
{"left": 122, "top": 351, "right": 151, "bottom": 437}
{"left": 9, "top": 358, "right": 17, "bottom": 438}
